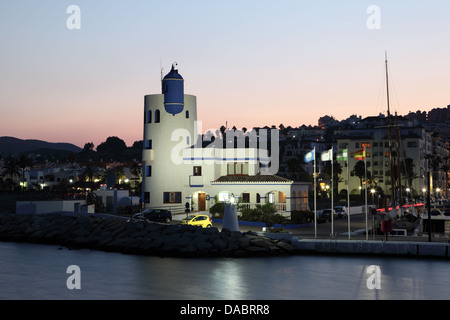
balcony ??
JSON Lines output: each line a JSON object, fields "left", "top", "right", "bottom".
{"left": 189, "top": 175, "right": 203, "bottom": 187}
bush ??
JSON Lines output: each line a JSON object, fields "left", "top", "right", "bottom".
{"left": 210, "top": 202, "right": 225, "bottom": 218}
{"left": 290, "top": 210, "right": 314, "bottom": 224}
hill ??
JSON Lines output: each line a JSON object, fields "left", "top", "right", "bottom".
{"left": 0, "top": 137, "right": 82, "bottom": 155}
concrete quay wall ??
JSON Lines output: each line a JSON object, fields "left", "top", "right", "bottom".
{"left": 292, "top": 239, "right": 450, "bottom": 259}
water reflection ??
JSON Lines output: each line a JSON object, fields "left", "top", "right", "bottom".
{"left": 0, "top": 242, "right": 449, "bottom": 300}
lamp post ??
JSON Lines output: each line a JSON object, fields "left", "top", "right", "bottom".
{"left": 405, "top": 188, "right": 410, "bottom": 204}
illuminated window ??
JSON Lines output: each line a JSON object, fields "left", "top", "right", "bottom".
{"left": 218, "top": 192, "right": 230, "bottom": 202}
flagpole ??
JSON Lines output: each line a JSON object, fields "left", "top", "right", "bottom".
{"left": 314, "top": 147, "right": 317, "bottom": 239}
{"left": 331, "top": 146, "right": 334, "bottom": 238}
{"left": 347, "top": 148, "right": 351, "bottom": 240}
{"left": 364, "top": 147, "right": 368, "bottom": 240}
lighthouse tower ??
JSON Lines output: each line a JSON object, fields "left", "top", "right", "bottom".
{"left": 141, "top": 64, "right": 197, "bottom": 209}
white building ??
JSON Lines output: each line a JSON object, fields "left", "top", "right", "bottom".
{"left": 141, "top": 65, "right": 310, "bottom": 217}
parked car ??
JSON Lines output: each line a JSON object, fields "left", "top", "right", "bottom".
{"left": 334, "top": 206, "right": 347, "bottom": 219}
{"left": 320, "top": 209, "right": 335, "bottom": 222}
{"left": 180, "top": 214, "right": 212, "bottom": 228}
{"left": 130, "top": 209, "right": 172, "bottom": 223}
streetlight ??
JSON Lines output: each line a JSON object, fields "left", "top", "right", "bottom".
{"left": 405, "top": 188, "right": 410, "bottom": 204}
{"left": 370, "top": 188, "right": 376, "bottom": 206}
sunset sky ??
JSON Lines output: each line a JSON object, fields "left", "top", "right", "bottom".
{"left": 1, "top": 1, "right": 449, "bottom": 148}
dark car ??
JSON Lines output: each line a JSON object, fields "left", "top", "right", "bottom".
{"left": 321, "top": 209, "right": 334, "bottom": 222}
{"left": 131, "top": 209, "right": 172, "bottom": 223}
{"left": 334, "top": 206, "right": 347, "bottom": 219}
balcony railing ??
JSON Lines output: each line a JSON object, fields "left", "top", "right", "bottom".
{"left": 239, "top": 202, "right": 287, "bottom": 213}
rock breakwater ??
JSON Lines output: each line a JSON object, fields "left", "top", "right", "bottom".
{"left": 0, "top": 213, "right": 299, "bottom": 258}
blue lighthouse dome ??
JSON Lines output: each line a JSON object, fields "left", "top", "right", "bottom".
{"left": 162, "top": 63, "right": 184, "bottom": 115}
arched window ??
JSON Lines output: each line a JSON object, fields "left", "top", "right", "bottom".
{"left": 147, "top": 110, "right": 152, "bottom": 123}
{"left": 186, "top": 110, "right": 189, "bottom": 119}
{"left": 155, "top": 110, "right": 160, "bottom": 123}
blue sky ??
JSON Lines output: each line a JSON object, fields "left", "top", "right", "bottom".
{"left": 1, "top": 1, "right": 449, "bottom": 147}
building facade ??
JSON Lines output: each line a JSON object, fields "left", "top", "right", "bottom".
{"left": 141, "top": 65, "right": 310, "bottom": 216}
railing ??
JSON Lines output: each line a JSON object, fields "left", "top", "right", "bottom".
{"left": 239, "top": 202, "right": 287, "bottom": 212}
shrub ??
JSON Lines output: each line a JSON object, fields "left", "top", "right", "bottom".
{"left": 290, "top": 210, "right": 314, "bottom": 224}
{"left": 210, "top": 202, "right": 225, "bottom": 218}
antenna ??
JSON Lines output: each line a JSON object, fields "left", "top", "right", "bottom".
{"left": 160, "top": 58, "right": 164, "bottom": 82}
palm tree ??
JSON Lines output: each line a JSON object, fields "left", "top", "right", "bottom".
{"left": 441, "top": 161, "right": 449, "bottom": 198}
{"left": 2, "top": 156, "right": 21, "bottom": 190}
{"left": 17, "top": 154, "right": 32, "bottom": 190}
{"left": 130, "top": 161, "right": 142, "bottom": 194}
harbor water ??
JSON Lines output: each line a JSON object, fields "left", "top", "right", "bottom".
{"left": 0, "top": 241, "right": 449, "bottom": 300}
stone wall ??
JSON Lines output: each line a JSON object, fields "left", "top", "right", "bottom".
{"left": 0, "top": 213, "right": 299, "bottom": 258}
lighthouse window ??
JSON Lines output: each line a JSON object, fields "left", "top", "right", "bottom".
{"left": 155, "top": 110, "right": 160, "bottom": 123}
{"left": 144, "top": 192, "right": 150, "bottom": 204}
{"left": 193, "top": 166, "right": 202, "bottom": 176}
{"left": 146, "top": 166, "right": 152, "bottom": 177}
{"left": 186, "top": 110, "right": 189, "bottom": 119}
{"left": 147, "top": 110, "right": 152, "bottom": 123}
{"left": 146, "top": 140, "right": 152, "bottom": 149}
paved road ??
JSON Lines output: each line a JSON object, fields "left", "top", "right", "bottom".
{"left": 213, "top": 214, "right": 449, "bottom": 242}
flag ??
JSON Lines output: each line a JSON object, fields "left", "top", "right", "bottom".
{"left": 321, "top": 149, "right": 333, "bottom": 162}
{"left": 337, "top": 149, "right": 348, "bottom": 162}
{"left": 355, "top": 149, "right": 365, "bottom": 161}
{"left": 304, "top": 149, "right": 315, "bottom": 163}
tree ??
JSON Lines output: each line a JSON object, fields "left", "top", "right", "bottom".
{"left": 130, "top": 161, "right": 142, "bottom": 195}
{"left": 17, "top": 154, "right": 32, "bottom": 190}
{"left": 2, "top": 156, "right": 21, "bottom": 189}
{"left": 352, "top": 160, "right": 367, "bottom": 199}
{"left": 441, "top": 158, "right": 449, "bottom": 198}
{"left": 82, "top": 142, "right": 95, "bottom": 152}
{"left": 97, "top": 136, "right": 127, "bottom": 160}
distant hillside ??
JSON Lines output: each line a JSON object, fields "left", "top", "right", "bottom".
{"left": 0, "top": 137, "right": 82, "bottom": 155}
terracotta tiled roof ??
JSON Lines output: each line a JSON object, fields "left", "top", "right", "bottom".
{"left": 212, "top": 174, "right": 293, "bottom": 184}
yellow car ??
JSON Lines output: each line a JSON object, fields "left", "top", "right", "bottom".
{"left": 180, "top": 214, "right": 213, "bottom": 228}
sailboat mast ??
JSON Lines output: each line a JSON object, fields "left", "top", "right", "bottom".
{"left": 395, "top": 113, "right": 403, "bottom": 211}
{"left": 385, "top": 52, "right": 396, "bottom": 207}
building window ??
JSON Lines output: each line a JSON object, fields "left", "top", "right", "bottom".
{"left": 186, "top": 110, "right": 189, "bottom": 119}
{"left": 218, "top": 192, "right": 230, "bottom": 202}
{"left": 147, "top": 110, "right": 152, "bottom": 123}
{"left": 144, "top": 192, "right": 150, "bottom": 204}
{"left": 163, "top": 192, "right": 182, "bottom": 204}
{"left": 155, "top": 110, "right": 160, "bottom": 123}
{"left": 256, "top": 193, "right": 261, "bottom": 203}
{"left": 227, "top": 162, "right": 249, "bottom": 176}
{"left": 193, "top": 166, "right": 202, "bottom": 176}
{"left": 242, "top": 193, "right": 250, "bottom": 203}
{"left": 146, "top": 140, "right": 152, "bottom": 149}
{"left": 146, "top": 165, "right": 152, "bottom": 177}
